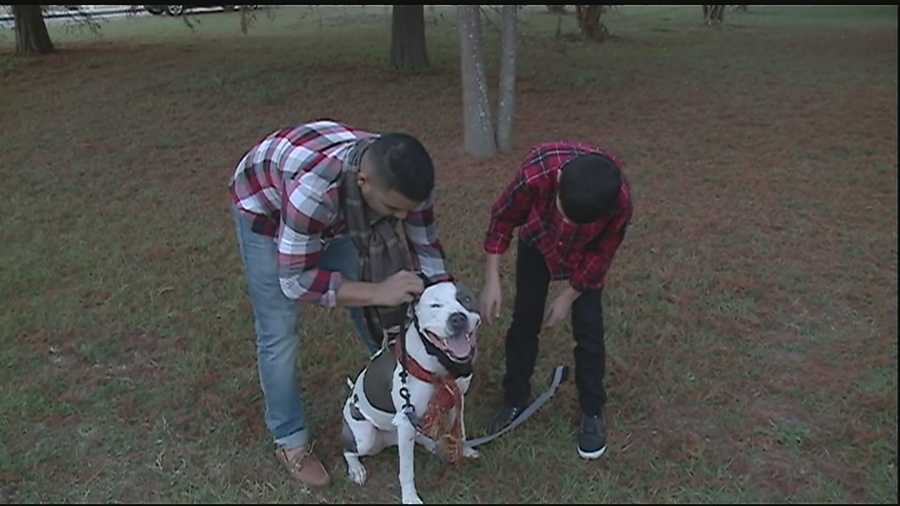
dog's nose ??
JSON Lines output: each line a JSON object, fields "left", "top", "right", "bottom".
{"left": 448, "top": 312, "right": 468, "bottom": 334}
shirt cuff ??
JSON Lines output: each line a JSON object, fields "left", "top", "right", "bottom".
{"left": 570, "top": 275, "right": 604, "bottom": 293}
{"left": 483, "top": 235, "right": 510, "bottom": 255}
{"left": 319, "top": 271, "right": 344, "bottom": 308}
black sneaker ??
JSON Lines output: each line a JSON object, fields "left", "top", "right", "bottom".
{"left": 486, "top": 404, "right": 525, "bottom": 435}
{"left": 577, "top": 411, "right": 608, "bottom": 459}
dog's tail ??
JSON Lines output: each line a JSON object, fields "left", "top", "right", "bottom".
{"left": 345, "top": 376, "right": 354, "bottom": 391}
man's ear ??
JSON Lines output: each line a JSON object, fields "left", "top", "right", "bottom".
{"left": 357, "top": 156, "right": 378, "bottom": 190}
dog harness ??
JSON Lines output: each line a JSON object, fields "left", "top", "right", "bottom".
{"left": 393, "top": 341, "right": 466, "bottom": 463}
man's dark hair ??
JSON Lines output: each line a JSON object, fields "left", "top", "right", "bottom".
{"left": 558, "top": 154, "right": 622, "bottom": 224}
{"left": 367, "top": 133, "right": 435, "bottom": 202}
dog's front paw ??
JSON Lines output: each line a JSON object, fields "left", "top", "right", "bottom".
{"left": 402, "top": 493, "right": 424, "bottom": 505}
{"left": 463, "top": 447, "right": 481, "bottom": 459}
{"left": 344, "top": 453, "right": 368, "bottom": 486}
{"left": 347, "top": 462, "right": 367, "bottom": 486}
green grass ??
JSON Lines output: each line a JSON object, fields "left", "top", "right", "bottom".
{"left": 1, "top": 4, "right": 898, "bottom": 504}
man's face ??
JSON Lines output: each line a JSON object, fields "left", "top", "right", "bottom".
{"left": 358, "top": 155, "right": 422, "bottom": 221}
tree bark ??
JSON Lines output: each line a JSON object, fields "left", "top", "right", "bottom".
{"left": 703, "top": 4, "right": 725, "bottom": 25}
{"left": 713, "top": 5, "right": 725, "bottom": 24}
{"left": 496, "top": 5, "right": 517, "bottom": 153}
{"left": 575, "top": 5, "right": 607, "bottom": 42}
{"left": 391, "top": 5, "right": 429, "bottom": 71}
{"left": 457, "top": 6, "right": 496, "bottom": 159}
{"left": 13, "top": 5, "right": 54, "bottom": 55}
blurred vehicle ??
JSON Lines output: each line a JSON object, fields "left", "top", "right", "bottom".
{"left": 143, "top": 5, "right": 257, "bottom": 16}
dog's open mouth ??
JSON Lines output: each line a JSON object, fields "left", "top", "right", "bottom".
{"left": 424, "top": 329, "right": 475, "bottom": 362}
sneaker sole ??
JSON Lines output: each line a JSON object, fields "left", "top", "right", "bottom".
{"left": 577, "top": 445, "right": 607, "bottom": 460}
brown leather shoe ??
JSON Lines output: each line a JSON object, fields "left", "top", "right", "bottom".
{"left": 275, "top": 442, "right": 331, "bottom": 488}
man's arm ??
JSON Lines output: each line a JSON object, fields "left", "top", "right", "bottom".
{"left": 278, "top": 182, "right": 423, "bottom": 308}
{"left": 336, "top": 273, "right": 423, "bottom": 307}
{"left": 276, "top": 183, "right": 346, "bottom": 307}
{"left": 404, "top": 194, "right": 451, "bottom": 283}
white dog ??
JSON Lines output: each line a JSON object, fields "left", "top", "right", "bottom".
{"left": 341, "top": 281, "right": 482, "bottom": 504}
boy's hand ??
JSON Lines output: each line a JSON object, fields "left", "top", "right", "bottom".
{"left": 542, "top": 287, "right": 580, "bottom": 328}
{"left": 480, "top": 274, "right": 502, "bottom": 326}
{"left": 375, "top": 270, "right": 424, "bottom": 306}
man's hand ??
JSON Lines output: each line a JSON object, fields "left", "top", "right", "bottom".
{"left": 479, "top": 274, "right": 502, "bottom": 326}
{"left": 542, "top": 286, "right": 580, "bottom": 329}
{"left": 374, "top": 270, "right": 424, "bottom": 306}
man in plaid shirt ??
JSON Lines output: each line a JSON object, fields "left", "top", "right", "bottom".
{"left": 229, "top": 120, "right": 448, "bottom": 487}
{"left": 479, "top": 141, "right": 632, "bottom": 460}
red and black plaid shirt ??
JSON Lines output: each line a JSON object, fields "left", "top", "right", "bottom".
{"left": 484, "top": 141, "right": 633, "bottom": 291}
{"left": 229, "top": 120, "right": 447, "bottom": 307}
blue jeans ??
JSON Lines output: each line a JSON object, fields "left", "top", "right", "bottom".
{"left": 232, "top": 206, "right": 379, "bottom": 450}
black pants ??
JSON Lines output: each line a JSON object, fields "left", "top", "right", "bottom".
{"left": 502, "top": 240, "right": 607, "bottom": 416}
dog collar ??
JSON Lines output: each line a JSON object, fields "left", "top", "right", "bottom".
{"left": 393, "top": 340, "right": 460, "bottom": 384}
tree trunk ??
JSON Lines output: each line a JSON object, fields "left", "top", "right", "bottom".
{"left": 575, "top": 5, "right": 607, "bottom": 42}
{"left": 391, "top": 5, "right": 429, "bottom": 71}
{"left": 496, "top": 5, "right": 517, "bottom": 153}
{"left": 13, "top": 5, "right": 54, "bottom": 55}
{"left": 457, "top": 6, "right": 496, "bottom": 159}
{"left": 703, "top": 4, "right": 725, "bottom": 25}
{"left": 713, "top": 5, "right": 725, "bottom": 24}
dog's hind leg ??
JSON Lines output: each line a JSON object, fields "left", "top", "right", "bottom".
{"left": 342, "top": 402, "right": 372, "bottom": 485}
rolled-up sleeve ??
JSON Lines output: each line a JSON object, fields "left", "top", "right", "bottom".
{"left": 484, "top": 169, "right": 535, "bottom": 255}
{"left": 276, "top": 182, "right": 343, "bottom": 307}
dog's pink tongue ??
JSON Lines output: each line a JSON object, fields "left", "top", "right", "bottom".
{"left": 447, "top": 336, "right": 471, "bottom": 358}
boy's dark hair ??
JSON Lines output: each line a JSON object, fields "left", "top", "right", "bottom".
{"left": 558, "top": 154, "right": 622, "bottom": 224}
{"left": 367, "top": 133, "right": 435, "bottom": 202}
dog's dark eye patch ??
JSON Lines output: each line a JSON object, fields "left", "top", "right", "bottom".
{"left": 455, "top": 284, "right": 478, "bottom": 313}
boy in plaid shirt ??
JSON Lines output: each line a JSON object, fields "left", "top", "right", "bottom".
{"left": 479, "top": 141, "right": 632, "bottom": 459}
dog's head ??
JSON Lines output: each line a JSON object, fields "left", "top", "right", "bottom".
{"left": 412, "top": 281, "right": 481, "bottom": 364}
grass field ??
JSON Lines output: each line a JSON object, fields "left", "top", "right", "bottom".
{"left": 1, "top": 5, "right": 897, "bottom": 503}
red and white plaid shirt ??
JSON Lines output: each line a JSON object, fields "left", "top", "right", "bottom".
{"left": 484, "top": 141, "right": 633, "bottom": 291}
{"left": 230, "top": 120, "right": 448, "bottom": 307}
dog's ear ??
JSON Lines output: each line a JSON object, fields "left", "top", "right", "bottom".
{"left": 416, "top": 272, "right": 455, "bottom": 288}
{"left": 416, "top": 271, "right": 432, "bottom": 286}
